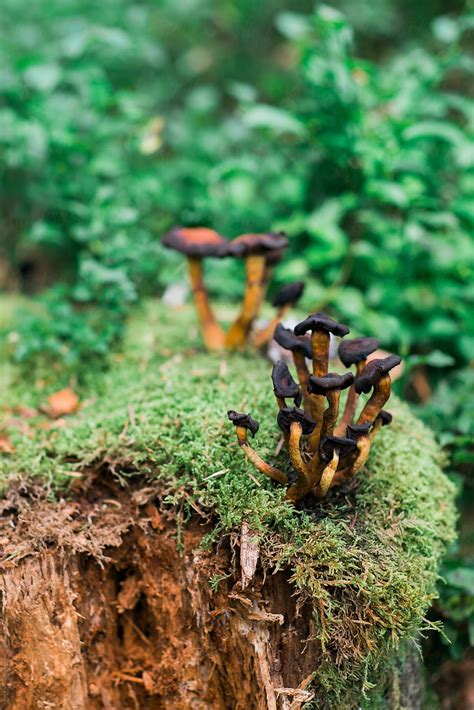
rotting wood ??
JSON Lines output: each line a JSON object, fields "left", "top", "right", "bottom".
{"left": 0, "top": 476, "right": 318, "bottom": 709}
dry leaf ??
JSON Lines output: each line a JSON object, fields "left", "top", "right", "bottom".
{"left": 45, "top": 388, "right": 80, "bottom": 418}
{"left": 0, "top": 435, "right": 14, "bottom": 454}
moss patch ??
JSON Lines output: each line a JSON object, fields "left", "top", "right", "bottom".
{"left": 1, "top": 301, "right": 457, "bottom": 707}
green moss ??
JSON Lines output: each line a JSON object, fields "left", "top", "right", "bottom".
{"left": 1, "top": 301, "right": 457, "bottom": 707}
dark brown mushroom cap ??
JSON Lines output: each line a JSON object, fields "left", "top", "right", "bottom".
{"left": 377, "top": 410, "right": 393, "bottom": 426}
{"left": 277, "top": 407, "right": 316, "bottom": 436}
{"left": 354, "top": 355, "right": 403, "bottom": 394}
{"left": 320, "top": 435, "right": 356, "bottom": 461}
{"left": 338, "top": 337, "right": 380, "bottom": 367}
{"left": 162, "top": 226, "right": 230, "bottom": 258}
{"left": 346, "top": 422, "right": 371, "bottom": 441}
{"left": 271, "top": 361, "right": 302, "bottom": 406}
{"left": 307, "top": 372, "right": 354, "bottom": 396}
{"left": 271, "top": 281, "right": 305, "bottom": 308}
{"left": 273, "top": 324, "right": 313, "bottom": 359}
{"left": 227, "top": 232, "right": 288, "bottom": 257}
{"left": 227, "top": 410, "right": 260, "bottom": 437}
{"left": 294, "top": 312, "right": 350, "bottom": 338}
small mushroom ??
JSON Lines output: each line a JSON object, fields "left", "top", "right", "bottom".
{"left": 271, "top": 361, "right": 302, "bottom": 409}
{"left": 370, "top": 410, "right": 393, "bottom": 440}
{"left": 227, "top": 410, "right": 287, "bottom": 485}
{"left": 225, "top": 232, "right": 289, "bottom": 349}
{"left": 162, "top": 226, "right": 229, "bottom": 350}
{"left": 253, "top": 281, "right": 305, "bottom": 347}
{"left": 294, "top": 312, "right": 350, "bottom": 376}
{"left": 315, "top": 435, "right": 356, "bottom": 497}
{"left": 294, "top": 313, "right": 350, "bottom": 435}
{"left": 355, "top": 355, "right": 402, "bottom": 425}
{"left": 277, "top": 407, "right": 316, "bottom": 501}
{"left": 336, "top": 337, "right": 380, "bottom": 433}
{"left": 308, "top": 372, "right": 354, "bottom": 441}
{"left": 273, "top": 324, "right": 313, "bottom": 411}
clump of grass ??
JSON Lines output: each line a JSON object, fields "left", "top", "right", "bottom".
{"left": 0, "top": 301, "right": 457, "bottom": 707}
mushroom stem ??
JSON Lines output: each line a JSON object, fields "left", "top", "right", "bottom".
{"left": 314, "top": 450, "right": 340, "bottom": 498}
{"left": 225, "top": 255, "right": 267, "bottom": 349}
{"left": 331, "top": 435, "right": 371, "bottom": 487}
{"left": 253, "top": 305, "right": 290, "bottom": 347}
{"left": 285, "top": 422, "right": 312, "bottom": 499}
{"left": 335, "top": 361, "right": 365, "bottom": 435}
{"left": 307, "top": 331, "right": 330, "bottom": 447}
{"left": 235, "top": 426, "right": 287, "bottom": 485}
{"left": 188, "top": 257, "right": 225, "bottom": 351}
{"left": 321, "top": 390, "right": 341, "bottom": 440}
{"left": 311, "top": 331, "right": 330, "bottom": 377}
{"left": 356, "top": 375, "right": 391, "bottom": 425}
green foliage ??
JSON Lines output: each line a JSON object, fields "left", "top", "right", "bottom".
{"left": 0, "top": 303, "right": 457, "bottom": 707}
{"left": 2, "top": 2, "right": 472, "bottom": 370}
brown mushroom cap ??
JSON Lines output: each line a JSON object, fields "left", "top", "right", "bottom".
{"left": 378, "top": 410, "right": 393, "bottom": 426}
{"left": 346, "top": 422, "right": 371, "bottom": 440}
{"left": 272, "top": 361, "right": 302, "bottom": 406}
{"left": 308, "top": 372, "right": 354, "bottom": 396}
{"left": 294, "top": 312, "right": 350, "bottom": 338}
{"left": 227, "top": 232, "right": 288, "bottom": 257}
{"left": 277, "top": 407, "right": 316, "bottom": 436}
{"left": 354, "top": 355, "right": 403, "bottom": 394}
{"left": 162, "top": 226, "right": 230, "bottom": 258}
{"left": 227, "top": 410, "right": 260, "bottom": 437}
{"left": 271, "top": 281, "right": 305, "bottom": 308}
{"left": 273, "top": 324, "right": 313, "bottom": 359}
{"left": 320, "top": 435, "right": 356, "bottom": 461}
{"left": 338, "top": 337, "right": 380, "bottom": 367}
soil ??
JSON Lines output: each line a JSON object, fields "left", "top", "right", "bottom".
{"left": 0, "top": 471, "right": 318, "bottom": 710}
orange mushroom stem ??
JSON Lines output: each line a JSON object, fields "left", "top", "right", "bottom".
{"left": 188, "top": 257, "right": 225, "bottom": 351}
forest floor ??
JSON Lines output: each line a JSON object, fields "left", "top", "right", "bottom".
{"left": 0, "top": 299, "right": 458, "bottom": 708}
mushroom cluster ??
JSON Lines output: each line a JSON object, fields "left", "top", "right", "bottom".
{"left": 227, "top": 313, "right": 402, "bottom": 502}
{"left": 162, "top": 226, "right": 304, "bottom": 351}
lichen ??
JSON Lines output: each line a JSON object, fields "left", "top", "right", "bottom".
{"left": 0, "top": 300, "right": 457, "bottom": 707}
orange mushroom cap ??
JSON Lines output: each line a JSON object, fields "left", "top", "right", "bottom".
{"left": 162, "top": 226, "right": 230, "bottom": 258}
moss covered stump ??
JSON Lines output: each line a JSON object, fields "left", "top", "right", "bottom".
{"left": 0, "top": 304, "right": 457, "bottom": 709}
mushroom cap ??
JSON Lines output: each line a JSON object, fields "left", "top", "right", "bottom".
{"left": 273, "top": 324, "right": 313, "bottom": 359}
{"left": 227, "top": 232, "right": 288, "bottom": 257}
{"left": 346, "top": 422, "right": 371, "bottom": 441}
{"left": 162, "top": 226, "right": 230, "bottom": 258}
{"left": 377, "top": 410, "right": 393, "bottom": 426}
{"left": 338, "top": 337, "right": 380, "bottom": 367}
{"left": 271, "top": 361, "right": 302, "bottom": 406}
{"left": 294, "top": 312, "right": 350, "bottom": 338}
{"left": 320, "top": 435, "right": 357, "bottom": 461}
{"left": 307, "top": 372, "right": 354, "bottom": 396}
{"left": 277, "top": 407, "right": 316, "bottom": 436}
{"left": 271, "top": 281, "right": 305, "bottom": 308}
{"left": 354, "top": 355, "right": 403, "bottom": 394}
{"left": 227, "top": 410, "right": 260, "bottom": 437}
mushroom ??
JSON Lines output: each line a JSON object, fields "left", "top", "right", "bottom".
{"left": 162, "top": 226, "right": 229, "bottom": 351}
{"left": 370, "top": 410, "right": 392, "bottom": 440}
{"left": 308, "top": 372, "right": 354, "bottom": 441}
{"left": 253, "top": 281, "right": 305, "bottom": 347}
{"left": 335, "top": 337, "right": 380, "bottom": 434}
{"left": 271, "top": 361, "right": 302, "bottom": 409}
{"left": 314, "top": 436, "right": 356, "bottom": 497}
{"left": 276, "top": 407, "right": 316, "bottom": 501}
{"left": 225, "top": 232, "right": 289, "bottom": 349}
{"left": 355, "top": 355, "right": 402, "bottom": 425}
{"left": 227, "top": 411, "right": 287, "bottom": 485}
{"left": 294, "top": 313, "right": 350, "bottom": 440}
{"left": 273, "top": 324, "right": 313, "bottom": 411}
{"left": 294, "top": 312, "right": 350, "bottom": 376}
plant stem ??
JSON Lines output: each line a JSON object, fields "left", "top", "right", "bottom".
{"left": 225, "top": 255, "right": 267, "bottom": 349}
{"left": 188, "top": 257, "right": 225, "bottom": 351}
